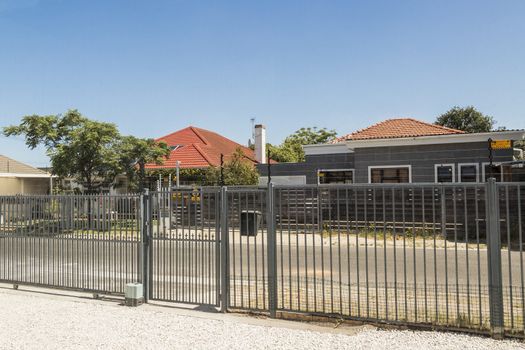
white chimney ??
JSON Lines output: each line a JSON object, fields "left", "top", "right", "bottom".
{"left": 254, "top": 124, "right": 266, "bottom": 164}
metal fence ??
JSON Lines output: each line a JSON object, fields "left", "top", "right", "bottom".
{"left": 272, "top": 184, "right": 492, "bottom": 331}
{"left": 0, "top": 194, "right": 142, "bottom": 294}
{"left": 0, "top": 181, "right": 524, "bottom": 339}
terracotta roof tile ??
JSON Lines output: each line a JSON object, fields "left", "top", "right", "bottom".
{"left": 145, "top": 126, "right": 258, "bottom": 169}
{"left": 333, "top": 118, "right": 465, "bottom": 142}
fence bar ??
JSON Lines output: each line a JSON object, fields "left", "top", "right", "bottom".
{"left": 220, "top": 186, "right": 230, "bottom": 312}
{"left": 486, "top": 178, "right": 504, "bottom": 337}
{"left": 267, "top": 183, "right": 278, "bottom": 318}
{"left": 141, "top": 189, "right": 151, "bottom": 302}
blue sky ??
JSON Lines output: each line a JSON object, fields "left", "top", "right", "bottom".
{"left": 1, "top": 0, "right": 524, "bottom": 167}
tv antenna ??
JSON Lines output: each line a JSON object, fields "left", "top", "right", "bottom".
{"left": 249, "top": 117, "right": 255, "bottom": 146}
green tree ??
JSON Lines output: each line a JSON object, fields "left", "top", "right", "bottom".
{"left": 204, "top": 148, "right": 259, "bottom": 185}
{"left": 4, "top": 110, "right": 121, "bottom": 193}
{"left": 3, "top": 110, "right": 170, "bottom": 193}
{"left": 269, "top": 127, "right": 337, "bottom": 163}
{"left": 117, "top": 136, "right": 171, "bottom": 191}
{"left": 435, "top": 106, "right": 496, "bottom": 133}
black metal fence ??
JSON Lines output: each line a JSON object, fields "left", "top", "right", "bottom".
{"left": 0, "top": 181, "right": 524, "bottom": 339}
{"left": 0, "top": 194, "right": 142, "bottom": 293}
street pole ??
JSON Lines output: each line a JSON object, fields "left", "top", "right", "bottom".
{"left": 176, "top": 161, "right": 180, "bottom": 188}
{"left": 267, "top": 148, "right": 271, "bottom": 186}
{"left": 220, "top": 154, "right": 225, "bottom": 186}
{"left": 488, "top": 138, "right": 494, "bottom": 180}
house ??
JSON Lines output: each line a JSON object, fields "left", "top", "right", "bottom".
{"left": 258, "top": 118, "right": 525, "bottom": 184}
{"left": 145, "top": 125, "right": 268, "bottom": 185}
{"left": 0, "top": 155, "right": 53, "bottom": 194}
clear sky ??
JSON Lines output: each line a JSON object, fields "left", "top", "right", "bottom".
{"left": 1, "top": 0, "right": 524, "bottom": 167}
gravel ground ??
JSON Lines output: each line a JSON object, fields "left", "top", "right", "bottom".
{"left": 0, "top": 287, "right": 523, "bottom": 350}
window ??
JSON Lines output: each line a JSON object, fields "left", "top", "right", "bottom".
{"left": 458, "top": 163, "right": 479, "bottom": 183}
{"left": 369, "top": 165, "right": 411, "bottom": 183}
{"left": 318, "top": 169, "right": 354, "bottom": 184}
{"left": 435, "top": 164, "right": 455, "bottom": 183}
{"left": 482, "top": 163, "right": 502, "bottom": 182}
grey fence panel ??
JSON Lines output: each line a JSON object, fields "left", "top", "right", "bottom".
{"left": 497, "top": 183, "right": 525, "bottom": 335}
{"left": 0, "top": 194, "right": 142, "bottom": 294}
{"left": 226, "top": 187, "right": 268, "bottom": 311}
{"left": 272, "top": 184, "right": 493, "bottom": 332}
{"left": 149, "top": 189, "right": 221, "bottom": 306}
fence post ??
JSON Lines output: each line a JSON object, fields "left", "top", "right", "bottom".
{"left": 220, "top": 186, "right": 230, "bottom": 312}
{"left": 267, "top": 182, "right": 278, "bottom": 318}
{"left": 486, "top": 178, "right": 504, "bottom": 338}
{"left": 141, "top": 189, "right": 151, "bottom": 302}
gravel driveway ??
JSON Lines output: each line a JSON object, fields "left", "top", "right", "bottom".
{"left": 0, "top": 287, "right": 523, "bottom": 350}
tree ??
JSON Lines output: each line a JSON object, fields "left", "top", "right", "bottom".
{"left": 435, "top": 106, "right": 496, "bottom": 133}
{"left": 269, "top": 127, "right": 337, "bottom": 163}
{"left": 4, "top": 110, "right": 121, "bottom": 193}
{"left": 117, "top": 136, "right": 171, "bottom": 192}
{"left": 3, "top": 109, "right": 170, "bottom": 193}
{"left": 204, "top": 148, "right": 259, "bottom": 185}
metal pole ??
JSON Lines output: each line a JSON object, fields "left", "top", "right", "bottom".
{"left": 486, "top": 178, "right": 504, "bottom": 338}
{"left": 168, "top": 173, "right": 173, "bottom": 230}
{"left": 267, "top": 149, "right": 271, "bottom": 186}
{"left": 488, "top": 138, "right": 494, "bottom": 180}
{"left": 220, "top": 186, "right": 230, "bottom": 312}
{"left": 220, "top": 154, "right": 225, "bottom": 186}
{"left": 176, "top": 161, "right": 180, "bottom": 188}
{"left": 267, "top": 182, "right": 278, "bottom": 318}
{"left": 141, "top": 188, "right": 151, "bottom": 302}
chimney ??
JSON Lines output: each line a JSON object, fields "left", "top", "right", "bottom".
{"left": 254, "top": 124, "right": 266, "bottom": 164}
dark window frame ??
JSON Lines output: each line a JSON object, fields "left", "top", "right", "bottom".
{"left": 458, "top": 163, "right": 479, "bottom": 183}
{"left": 368, "top": 165, "right": 411, "bottom": 183}
{"left": 317, "top": 169, "right": 354, "bottom": 185}
{"left": 435, "top": 164, "right": 455, "bottom": 183}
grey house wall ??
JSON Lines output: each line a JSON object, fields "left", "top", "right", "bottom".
{"left": 353, "top": 141, "right": 512, "bottom": 183}
{"left": 258, "top": 141, "right": 514, "bottom": 184}
{"left": 258, "top": 153, "right": 354, "bottom": 184}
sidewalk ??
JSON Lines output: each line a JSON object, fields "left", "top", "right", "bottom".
{"left": 0, "top": 285, "right": 522, "bottom": 350}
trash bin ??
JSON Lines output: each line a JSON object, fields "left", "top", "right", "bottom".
{"left": 240, "top": 210, "right": 262, "bottom": 236}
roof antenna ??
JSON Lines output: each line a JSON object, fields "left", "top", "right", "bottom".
{"left": 249, "top": 118, "right": 255, "bottom": 147}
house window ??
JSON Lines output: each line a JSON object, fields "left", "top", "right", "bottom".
{"left": 482, "top": 163, "right": 503, "bottom": 182}
{"left": 435, "top": 164, "right": 455, "bottom": 183}
{"left": 318, "top": 169, "right": 354, "bottom": 184}
{"left": 458, "top": 163, "right": 479, "bottom": 183}
{"left": 369, "top": 166, "right": 411, "bottom": 183}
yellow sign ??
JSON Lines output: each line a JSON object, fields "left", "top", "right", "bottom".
{"left": 491, "top": 140, "right": 512, "bottom": 149}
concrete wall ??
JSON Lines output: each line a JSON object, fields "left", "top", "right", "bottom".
{"left": 258, "top": 142, "right": 514, "bottom": 184}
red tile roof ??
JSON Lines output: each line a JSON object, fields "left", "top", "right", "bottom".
{"left": 333, "top": 118, "right": 465, "bottom": 142}
{"left": 145, "top": 126, "right": 257, "bottom": 169}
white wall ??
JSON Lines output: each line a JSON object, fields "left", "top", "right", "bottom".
{"left": 258, "top": 175, "right": 307, "bottom": 186}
